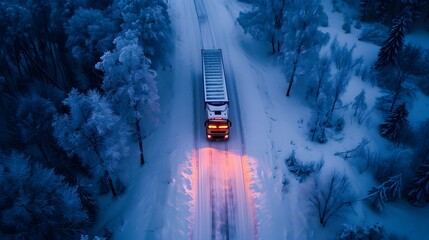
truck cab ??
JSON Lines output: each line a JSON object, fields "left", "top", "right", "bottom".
{"left": 205, "top": 103, "right": 231, "bottom": 140}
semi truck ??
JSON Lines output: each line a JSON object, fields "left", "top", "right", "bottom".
{"left": 202, "top": 49, "right": 231, "bottom": 140}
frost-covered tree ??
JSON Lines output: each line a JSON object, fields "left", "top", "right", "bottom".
{"left": 53, "top": 89, "right": 129, "bottom": 197}
{"left": 407, "top": 164, "right": 429, "bottom": 207}
{"left": 112, "top": 0, "right": 170, "bottom": 60}
{"left": 285, "top": 150, "right": 324, "bottom": 182}
{"left": 65, "top": 8, "right": 117, "bottom": 67}
{"left": 96, "top": 31, "right": 159, "bottom": 166}
{"left": 330, "top": 41, "right": 360, "bottom": 114}
{"left": 315, "top": 55, "right": 331, "bottom": 101}
{"left": 238, "top": 0, "right": 287, "bottom": 53}
{"left": 0, "top": 152, "right": 88, "bottom": 239}
{"left": 280, "top": 0, "right": 329, "bottom": 96}
{"left": 309, "top": 171, "right": 357, "bottom": 227}
{"left": 379, "top": 103, "right": 409, "bottom": 143}
{"left": 309, "top": 93, "right": 331, "bottom": 143}
{"left": 374, "top": 15, "right": 409, "bottom": 70}
{"left": 352, "top": 90, "right": 368, "bottom": 124}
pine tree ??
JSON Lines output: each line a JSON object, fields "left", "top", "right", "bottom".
{"left": 385, "top": 174, "right": 403, "bottom": 200}
{"left": 368, "top": 174, "right": 403, "bottom": 211}
{"left": 379, "top": 103, "right": 409, "bottom": 142}
{"left": 374, "top": 15, "right": 408, "bottom": 70}
{"left": 368, "top": 184, "right": 388, "bottom": 211}
{"left": 407, "top": 164, "right": 429, "bottom": 207}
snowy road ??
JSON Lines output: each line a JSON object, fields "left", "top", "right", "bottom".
{"left": 185, "top": 0, "right": 256, "bottom": 239}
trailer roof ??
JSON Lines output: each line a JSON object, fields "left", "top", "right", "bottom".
{"left": 202, "top": 49, "right": 229, "bottom": 103}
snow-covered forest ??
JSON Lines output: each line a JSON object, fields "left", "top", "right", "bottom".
{"left": 0, "top": 0, "right": 169, "bottom": 238}
{"left": 1, "top": 0, "right": 429, "bottom": 239}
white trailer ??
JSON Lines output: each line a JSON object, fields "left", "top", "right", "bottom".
{"left": 202, "top": 49, "right": 231, "bottom": 140}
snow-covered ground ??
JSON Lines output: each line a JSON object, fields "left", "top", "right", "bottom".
{"left": 94, "top": 0, "right": 429, "bottom": 239}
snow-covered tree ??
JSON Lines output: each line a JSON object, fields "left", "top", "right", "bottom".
{"left": 336, "top": 223, "right": 390, "bottom": 240}
{"left": 53, "top": 89, "right": 129, "bottom": 197}
{"left": 309, "top": 171, "right": 357, "bottom": 227}
{"left": 352, "top": 90, "right": 368, "bottom": 124}
{"left": 379, "top": 103, "right": 409, "bottom": 143}
{"left": 96, "top": 31, "right": 159, "bottom": 166}
{"left": 374, "top": 14, "right": 409, "bottom": 70}
{"left": 238, "top": 0, "right": 287, "bottom": 53}
{"left": 285, "top": 150, "right": 324, "bottom": 182}
{"left": 407, "top": 164, "right": 429, "bottom": 207}
{"left": 309, "top": 93, "right": 331, "bottom": 143}
{"left": 280, "top": 0, "right": 329, "bottom": 96}
{"left": 315, "top": 55, "right": 331, "bottom": 101}
{"left": 112, "top": 0, "right": 170, "bottom": 59}
{"left": 329, "top": 41, "right": 361, "bottom": 114}
{"left": 0, "top": 152, "right": 88, "bottom": 239}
